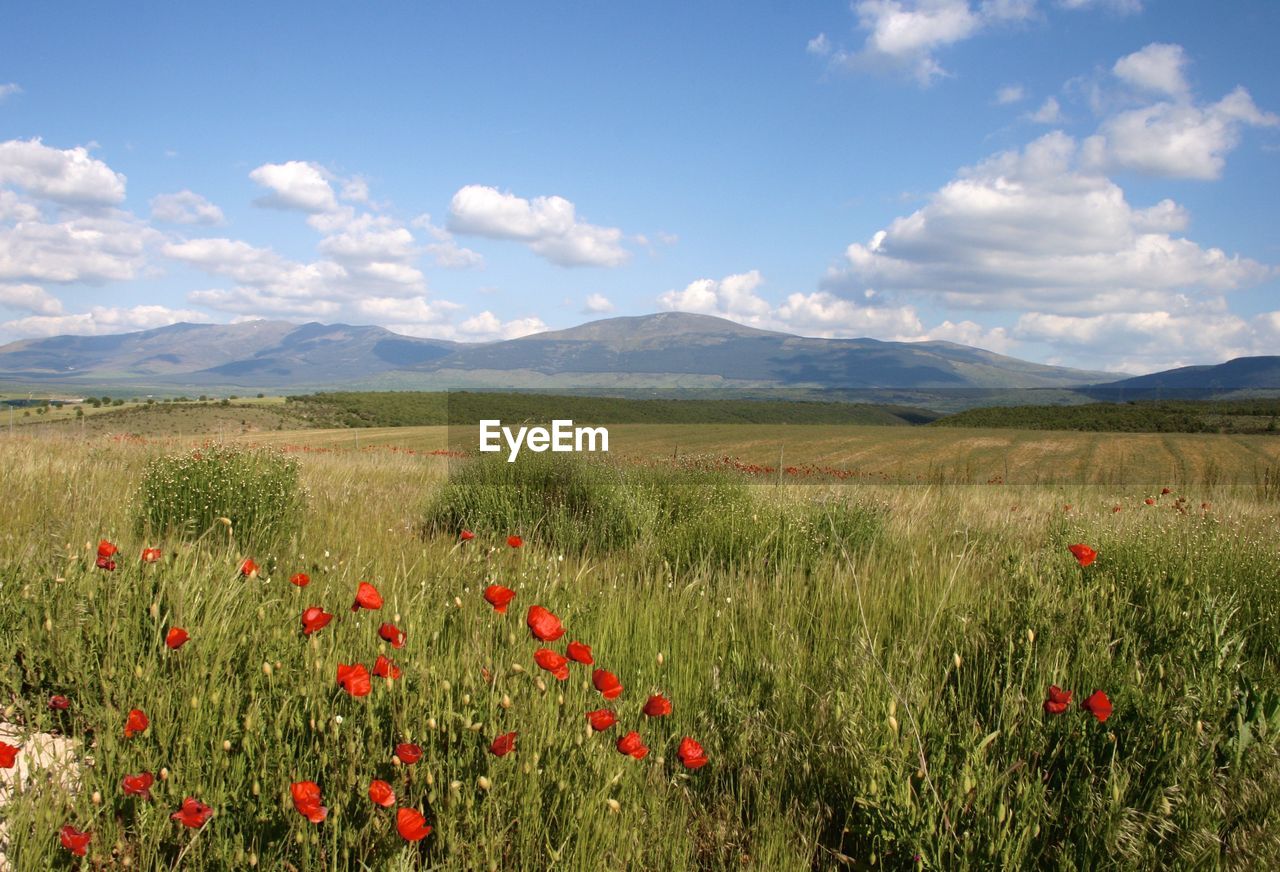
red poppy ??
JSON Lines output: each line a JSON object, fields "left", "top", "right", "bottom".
{"left": 95, "top": 556, "right": 116, "bottom": 571}
{"left": 395, "top": 743, "right": 423, "bottom": 765}
{"left": 0, "top": 741, "right": 18, "bottom": 768}
{"left": 368, "top": 779, "right": 395, "bottom": 807}
{"left": 97, "top": 539, "right": 118, "bottom": 559}
{"left": 379, "top": 622, "right": 406, "bottom": 648}
{"left": 171, "top": 797, "right": 214, "bottom": 828}
{"left": 490, "top": 731, "right": 517, "bottom": 757}
{"left": 291, "top": 781, "right": 328, "bottom": 824}
{"left": 616, "top": 731, "right": 649, "bottom": 760}
{"left": 141, "top": 547, "right": 162, "bottom": 563}
{"left": 49, "top": 695, "right": 70, "bottom": 711}
{"left": 507, "top": 535, "right": 523, "bottom": 548}
{"left": 534, "top": 648, "right": 570, "bottom": 681}
{"left": 527, "top": 605, "right": 565, "bottom": 641}
{"left": 122, "top": 771, "right": 154, "bottom": 798}
{"left": 1067, "top": 544, "right": 1097, "bottom": 568}
{"left": 1160, "top": 487, "right": 1171, "bottom": 495}
{"left": 593, "top": 669, "right": 623, "bottom": 700}
{"left": 337, "top": 663, "right": 372, "bottom": 697}
{"left": 566, "top": 641, "right": 594, "bottom": 665}
{"left": 1043, "top": 685, "right": 1073, "bottom": 715}
{"left": 165, "top": 627, "right": 190, "bottom": 650}
{"left": 373, "top": 655, "right": 401, "bottom": 679}
{"left": 1112, "top": 505, "right": 1122, "bottom": 513}
{"left": 586, "top": 709, "right": 618, "bottom": 732}
{"left": 290, "top": 572, "right": 311, "bottom": 588}
{"left": 642, "top": 694, "right": 672, "bottom": 717}
{"left": 396, "top": 807, "right": 433, "bottom": 841}
{"left": 460, "top": 529, "right": 475, "bottom": 541}
{"left": 1081, "top": 690, "right": 1113, "bottom": 723}
{"left": 59, "top": 825, "right": 92, "bottom": 857}
{"left": 240, "top": 558, "right": 259, "bottom": 577}
{"left": 301, "top": 606, "right": 334, "bottom": 636}
{"left": 678, "top": 736, "right": 709, "bottom": 770}
{"left": 484, "top": 584, "right": 517, "bottom": 614}
{"left": 350, "top": 581, "right": 383, "bottom": 612}
{"left": 124, "top": 708, "right": 149, "bottom": 738}
{"left": 1144, "top": 497, "right": 1156, "bottom": 506}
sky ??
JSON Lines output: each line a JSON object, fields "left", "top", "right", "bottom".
{"left": 1, "top": 1, "right": 1277, "bottom": 374}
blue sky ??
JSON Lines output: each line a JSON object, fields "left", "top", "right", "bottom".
{"left": 1, "top": 1, "right": 1277, "bottom": 372}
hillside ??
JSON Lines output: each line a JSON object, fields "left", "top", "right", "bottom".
{"left": 931, "top": 398, "right": 1280, "bottom": 434}
{"left": 1084, "top": 355, "right": 1280, "bottom": 398}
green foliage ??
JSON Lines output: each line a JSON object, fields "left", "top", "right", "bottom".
{"left": 933, "top": 398, "right": 1280, "bottom": 434}
{"left": 131, "top": 443, "right": 306, "bottom": 547}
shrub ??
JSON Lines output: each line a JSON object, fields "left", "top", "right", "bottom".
{"left": 132, "top": 444, "right": 306, "bottom": 547}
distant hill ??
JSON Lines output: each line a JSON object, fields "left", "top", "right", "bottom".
{"left": 1084, "top": 356, "right": 1280, "bottom": 398}
{"left": 932, "top": 398, "right": 1280, "bottom": 434}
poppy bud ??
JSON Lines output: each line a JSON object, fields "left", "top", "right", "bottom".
{"left": 135, "top": 664, "right": 144, "bottom": 678}
{"left": 149, "top": 603, "right": 160, "bottom": 619}
{"left": 536, "top": 678, "right": 547, "bottom": 693}
{"left": 888, "top": 716, "right": 899, "bottom": 736}
{"left": 606, "top": 798, "right": 621, "bottom": 813}
{"left": 953, "top": 653, "right": 963, "bottom": 670}
{"left": 92, "top": 790, "right": 102, "bottom": 805}
{"left": 427, "top": 717, "right": 437, "bottom": 730}
{"left": 159, "top": 768, "right": 169, "bottom": 781}
{"left": 1027, "top": 628, "right": 1035, "bottom": 645}
{"left": 462, "top": 694, "right": 471, "bottom": 706}
{"left": 425, "top": 771, "right": 434, "bottom": 786}
{"left": 477, "top": 776, "right": 491, "bottom": 791}
{"left": 501, "top": 694, "right": 512, "bottom": 709}
{"left": 657, "top": 652, "right": 664, "bottom": 665}
{"left": 263, "top": 662, "right": 272, "bottom": 676}
{"left": 454, "top": 596, "right": 463, "bottom": 608}
{"left": 253, "top": 780, "right": 260, "bottom": 796}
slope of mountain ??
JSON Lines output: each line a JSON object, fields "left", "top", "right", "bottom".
{"left": 1084, "top": 356, "right": 1280, "bottom": 397}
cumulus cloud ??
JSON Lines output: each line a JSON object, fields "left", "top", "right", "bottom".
{"left": 582, "top": 293, "right": 614, "bottom": 314}
{"left": 0, "top": 83, "right": 20, "bottom": 101}
{"left": 249, "top": 161, "right": 339, "bottom": 213}
{"left": 0, "top": 207, "right": 156, "bottom": 285}
{"left": 1112, "top": 43, "right": 1189, "bottom": 98}
{"left": 411, "top": 214, "right": 484, "bottom": 269}
{"left": 456, "top": 311, "right": 548, "bottom": 342}
{"left": 448, "top": 185, "right": 629, "bottom": 267}
{"left": 150, "top": 190, "right": 224, "bottom": 225}
{"left": 0, "top": 283, "right": 63, "bottom": 315}
{"left": 1027, "top": 97, "right": 1062, "bottom": 124}
{"left": 996, "top": 83, "right": 1026, "bottom": 104}
{"left": 658, "top": 270, "right": 772, "bottom": 322}
{"left": 0, "top": 138, "right": 126, "bottom": 206}
{"left": 1, "top": 304, "right": 209, "bottom": 339}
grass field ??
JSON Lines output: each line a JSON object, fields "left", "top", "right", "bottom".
{"left": 1, "top": 424, "right": 1279, "bottom": 869}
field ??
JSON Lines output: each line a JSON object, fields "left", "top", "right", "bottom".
{"left": 1, "top": 422, "right": 1279, "bottom": 870}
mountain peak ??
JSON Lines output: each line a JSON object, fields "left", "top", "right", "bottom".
{"left": 529, "top": 312, "right": 787, "bottom": 343}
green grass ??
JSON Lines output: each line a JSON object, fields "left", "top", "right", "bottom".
{"left": 932, "top": 398, "right": 1280, "bottom": 434}
{"left": 1, "top": 433, "right": 1279, "bottom": 869}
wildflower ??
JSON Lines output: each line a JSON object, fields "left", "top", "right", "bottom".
{"left": 122, "top": 771, "right": 154, "bottom": 799}
{"left": 1112, "top": 505, "right": 1122, "bottom": 513}
{"left": 171, "top": 797, "right": 214, "bottom": 828}
{"left": 460, "top": 529, "right": 475, "bottom": 541}
{"left": 373, "top": 654, "right": 401, "bottom": 679}
{"left": 642, "top": 694, "right": 672, "bottom": 717}
{"left": 337, "top": 663, "right": 372, "bottom": 697}
{"left": 1067, "top": 544, "right": 1097, "bottom": 567}
{"left": 1043, "top": 685, "right": 1072, "bottom": 715}
{"left": 141, "top": 547, "right": 162, "bottom": 563}
{"left": 1144, "top": 497, "right": 1156, "bottom": 506}
{"left": 124, "top": 708, "right": 149, "bottom": 738}
{"left": 379, "top": 622, "right": 405, "bottom": 648}
{"left": 395, "top": 743, "right": 422, "bottom": 764}
{"left": 593, "top": 669, "right": 623, "bottom": 700}
{"left": 291, "top": 781, "right": 327, "bottom": 824}
{"left": 49, "top": 695, "right": 70, "bottom": 710}
{"left": 301, "top": 606, "right": 333, "bottom": 636}
{"left": 678, "top": 736, "right": 709, "bottom": 769}
{"left": 290, "top": 572, "right": 310, "bottom": 588}
{"left": 616, "top": 731, "right": 649, "bottom": 760}
{"left": 0, "top": 741, "right": 19, "bottom": 768}
{"left": 351, "top": 581, "right": 383, "bottom": 612}
{"left": 490, "top": 731, "right": 517, "bottom": 757}
{"left": 534, "top": 648, "right": 570, "bottom": 681}
{"left": 396, "top": 807, "right": 433, "bottom": 841}
{"left": 59, "top": 825, "right": 92, "bottom": 857}
{"left": 1081, "top": 690, "right": 1113, "bottom": 723}
{"left": 1160, "top": 487, "right": 1171, "bottom": 495}
{"left": 484, "top": 584, "right": 517, "bottom": 614}
{"left": 527, "top": 605, "right": 565, "bottom": 641}
{"left": 507, "top": 535, "right": 523, "bottom": 548}
{"left": 369, "top": 779, "right": 395, "bottom": 807}
{"left": 97, "top": 540, "right": 118, "bottom": 559}
{"left": 586, "top": 709, "right": 617, "bottom": 732}
{"left": 240, "top": 558, "right": 259, "bottom": 578}
{"left": 165, "top": 627, "right": 190, "bottom": 650}
{"left": 95, "top": 556, "right": 116, "bottom": 571}
{"left": 566, "top": 641, "right": 594, "bottom": 665}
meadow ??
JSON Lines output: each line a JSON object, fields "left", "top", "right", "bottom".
{"left": 1, "top": 424, "right": 1278, "bottom": 870}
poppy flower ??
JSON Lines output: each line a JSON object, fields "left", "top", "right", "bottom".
{"left": 290, "top": 572, "right": 310, "bottom": 588}
{"left": 507, "top": 535, "right": 523, "bottom": 548}
{"left": 368, "top": 779, "right": 395, "bottom": 807}
{"left": 350, "top": 581, "right": 383, "bottom": 612}
{"left": 124, "top": 708, "right": 149, "bottom": 738}
{"left": 678, "top": 736, "right": 709, "bottom": 770}
{"left": 460, "top": 529, "right": 475, "bottom": 541}
{"left": 642, "top": 694, "right": 672, "bottom": 717}
{"left": 240, "top": 557, "right": 259, "bottom": 577}
{"left": 0, "top": 741, "right": 19, "bottom": 768}
{"left": 593, "top": 669, "right": 623, "bottom": 700}
{"left": 141, "top": 547, "right": 162, "bottom": 563}
{"left": 378, "top": 622, "right": 406, "bottom": 648}
{"left": 527, "top": 605, "right": 565, "bottom": 641}
{"left": 291, "top": 781, "right": 328, "bottom": 824}
{"left": 95, "top": 556, "right": 116, "bottom": 571}
{"left": 534, "top": 648, "right": 570, "bottom": 681}
{"left": 171, "top": 797, "right": 214, "bottom": 828}
{"left": 616, "top": 731, "right": 649, "bottom": 760}
{"left": 97, "top": 539, "right": 118, "bottom": 559}
{"left": 1067, "top": 544, "right": 1097, "bottom": 568}
{"left": 373, "top": 655, "right": 401, "bottom": 679}
{"left": 484, "top": 584, "right": 516, "bottom": 614}
{"left": 490, "top": 731, "right": 517, "bottom": 757}
{"left": 586, "top": 709, "right": 618, "bottom": 732}
{"left": 122, "top": 771, "right": 154, "bottom": 798}
{"left": 1081, "top": 690, "right": 1113, "bottom": 723}
{"left": 1160, "top": 487, "right": 1171, "bottom": 495}
{"left": 49, "top": 694, "right": 70, "bottom": 711}
{"left": 395, "top": 742, "right": 422, "bottom": 764}
{"left": 165, "top": 627, "right": 190, "bottom": 650}
{"left": 1112, "top": 505, "right": 1122, "bottom": 513}
{"left": 59, "top": 825, "right": 92, "bottom": 857}
{"left": 1043, "top": 685, "right": 1072, "bottom": 715}
{"left": 396, "top": 807, "right": 433, "bottom": 842}
{"left": 1144, "top": 497, "right": 1156, "bottom": 506}
{"left": 566, "top": 641, "right": 594, "bottom": 665}
{"left": 337, "top": 663, "right": 372, "bottom": 697}
{"left": 301, "top": 606, "right": 334, "bottom": 636}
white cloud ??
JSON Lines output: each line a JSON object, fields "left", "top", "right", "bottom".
{"left": 0, "top": 138, "right": 126, "bottom": 206}
{"left": 448, "top": 185, "right": 629, "bottom": 267}
{"left": 0, "top": 207, "right": 156, "bottom": 285}
{"left": 582, "top": 293, "right": 614, "bottom": 314}
{"left": 249, "top": 161, "right": 339, "bottom": 213}
{"left": 150, "top": 190, "right": 225, "bottom": 225}
{"left": 1027, "top": 96, "right": 1062, "bottom": 124}
{"left": 354, "top": 295, "right": 461, "bottom": 325}
{"left": 807, "top": 33, "right": 831, "bottom": 56}
{"left": 1, "top": 304, "right": 209, "bottom": 339}
{"left": 411, "top": 213, "right": 484, "bottom": 269}
{"left": 0, "top": 83, "right": 20, "bottom": 101}
{"left": 340, "top": 176, "right": 370, "bottom": 204}
{"left": 456, "top": 311, "right": 548, "bottom": 342}
{"left": 186, "top": 286, "right": 342, "bottom": 318}
{"left": 772, "top": 290, "right": 925, "bottom": 338}
{"left": 1058, "top": 0, "right": 1142, "bottom": 14}
{"left": 0, "top": 283, "right": 63, "bottom": 315}
{"left": 1112, "top": 43, "right": 1189, "bottom": 98}
{"left": 659, "top": 270, "right": 773, "bottom": 322}
{"left": 996, "top": 84, "right": 1026, "bottom": 104}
